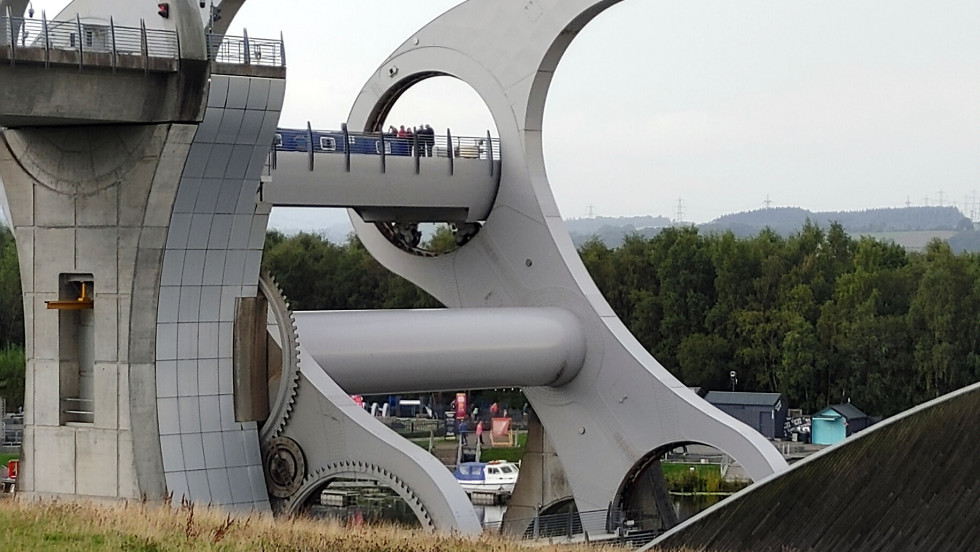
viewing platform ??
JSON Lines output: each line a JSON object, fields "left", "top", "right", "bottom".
{"left": 263, "top": 126, "right": 502, "bottom": 223}
{"left": 0, "top": 12, "right": 284, "bottom": 126}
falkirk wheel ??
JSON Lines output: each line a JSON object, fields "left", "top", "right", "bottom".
{"left": 0, "top": 0, "right": 786, "bottom": 536}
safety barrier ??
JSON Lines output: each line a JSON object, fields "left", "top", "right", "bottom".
{"left": 1, "top": 11, "right": 179, "bottom": 69}
{"left": 1, "top": 12, "right": 286, "bottom": 70}
{"left": 268, "top": 125, "right": 501, "bottom": 176}
{"left": 207, "top": 32, "right": 286, "bottom": 68}
{"left": 482, "top": 506, "right": 662, "bottom": 548}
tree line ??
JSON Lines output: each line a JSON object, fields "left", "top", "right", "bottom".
{"left": 267, "top": 223, "right": 980, "bottom": 418}
{"left": 580, "top": 222, "right": 980, "bottom": 417}
{"left": 1, "top": 223, "right": 979, "bottom": 418}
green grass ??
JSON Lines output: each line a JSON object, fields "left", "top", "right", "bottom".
{"left": 0, "top": 500, "right": 609, "bottom": 552}
{"left": 410, "top": 432, "right": 529, "bottom": 464}
{"left": 479, "top": 432, "right": 527, "bottom": 463}
{"left": 662, "top": 462, "right": 719, "bottom": 478}
{"left": 662, "top": 462, "right": 747, "bottom": 494}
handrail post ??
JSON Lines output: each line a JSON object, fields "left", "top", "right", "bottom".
{"left": 109, "top": 16, "right": 117, "bottom": 73}
{"left": 279, "top": 31, "right": 286, "bottom": 67}
{"left": 6, "top": 8, "right": 14, "bottom": 67}
{"left": 533, "top": 504, "right": 541, "bottom": 539}
{"left": 379, "top": 129, "right": 387, "bottom": 174}
{"left": 76, "top": 14, "right": 83, "bottom": 71}
{"left": 306, "top": 122, "right": 314, "bottom": 172}
{"left": 413, "top": 130, "right": 420, "bottom": 174}
{"left": 140, "top": 19, "right": 149, "bottom": 75}
{"left": 486, "top": 130, "right": 494, "bottom": 176}
{"left": 342, "top": 123, "right": 351, "bottom": 173}
{"left": 242, "top": 28, "right": 250, "bottom": 65}
{"left": 41, "top": 10, "right": 49, "bottom": 68}
{"left": 174, "top": 25, "right": 181, "bottom": 66}
{"left": 446, "top": 129, "right": 455, "bottom": 176}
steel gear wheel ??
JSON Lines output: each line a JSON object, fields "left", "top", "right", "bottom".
{"left": 262, "top": 437, "right": 307, "bottom": 499}
{"left": 258, "top": 271, "right": 301, "bottom": 443}
{"left": 281, "top": 460, "right": 436, "bottom": 531}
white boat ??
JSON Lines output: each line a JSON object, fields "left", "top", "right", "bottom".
{"left": 453, "top": 461, "right": 519, "bottom": 494}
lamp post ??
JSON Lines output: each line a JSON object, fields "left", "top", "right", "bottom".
{"left": 729, "top": 371, "right": 737, "bottom": 392}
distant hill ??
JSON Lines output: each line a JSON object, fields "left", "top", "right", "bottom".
{"left": 705, "top": 206, "right": 972, "bottom": 235}
{"left": 565, "top": 215, "right": 672, "bottom": 236}
{"left": 565, "top": 215, "right": 672, "bottom": 247}
{"left": 566, "top": 206, "right": 977, "bottom": 250}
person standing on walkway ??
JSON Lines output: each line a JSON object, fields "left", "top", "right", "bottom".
{"left": 476, "top": 420, "right": 485, "bottom": 445}
{"left": 422, "top": 124, "right": 435, "bottom": 157}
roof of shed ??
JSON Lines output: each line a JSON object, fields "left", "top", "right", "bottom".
{"left": 819, "top": 403, "right": 868, "bottom": 420}
{"left": 705, "top": 391, "right": 784, "bottom": 407}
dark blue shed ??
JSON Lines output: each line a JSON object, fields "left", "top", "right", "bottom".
{"left": 705, "top": 391, "right": 789, "bottom": 439}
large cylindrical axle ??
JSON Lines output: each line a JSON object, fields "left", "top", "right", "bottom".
{"left": 294, "top": 307, "right": 586, "bottom": 394}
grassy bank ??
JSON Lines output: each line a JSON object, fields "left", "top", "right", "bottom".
{"left": 478, "top": 432, "right": 527, "bottom": 463}
{"left": 410, "top": 431, "right": 528, "bottom": 464}
{"left": 0, "top": 499, "right": 613, "bottom": 552}
{"left": 662, "top": 463, "right": 747, "bottom": 494}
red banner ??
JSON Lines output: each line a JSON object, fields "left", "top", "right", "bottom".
{"left": 455, "top": 393, "right": 467, "bottom": 420}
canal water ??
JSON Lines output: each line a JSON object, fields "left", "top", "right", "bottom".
{"left": 672, "top": 494, "right": 724, "bottom": 522}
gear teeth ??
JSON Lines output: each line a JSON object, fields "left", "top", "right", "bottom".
{"left": 280, "top": 461, "right": 437, "bottom": 531}
{"left": 258, "top": 270, "right": 303, "bottom": 444}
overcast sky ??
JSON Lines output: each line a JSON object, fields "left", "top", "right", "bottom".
{"left": 35, "top": 1, "right": 980, "bottom": 230}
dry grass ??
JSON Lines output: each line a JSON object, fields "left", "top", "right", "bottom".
{"left": 0, "top": 497, "right": 615, "bottom": 552}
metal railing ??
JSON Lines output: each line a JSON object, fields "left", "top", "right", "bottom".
{"left": 1, "top": 13, "right": 287, "bottom": 70}
{"left": 482, "top": 507, "right": 662, "bottom": 547}
{"left": 268, "top": 125, "right": 501, "bottom": 176}
{"left": 207, "top": 32, "right": 285, "bottom": 67}
{"left": 1, "top": 11, "right": 179, "bottom": 69}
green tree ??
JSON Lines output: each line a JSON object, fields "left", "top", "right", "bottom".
{"left": 817, "top": 237, "right": 917, "bottom": 414}
{"left": 262, "top": 231, "right": 439, "bottom": 311}
{"left": 908, "top": 240, "right": 980, "bottom": 400}
{"left": 0, "top": 227, "right": 23, "bottom": 346}
{"left": 653, "top": 227, "right": 715, "bottom": 368}
{"left": 0, "top": 345, "right": 25, "bottom": 411}
{"left": 677, "top": 333, "right": 732, "bottom": 390}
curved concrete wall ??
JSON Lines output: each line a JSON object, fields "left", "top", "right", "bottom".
{"left": 154, "top": 73, "right": 284, "bottom": 510}
{"left": 652, "top": 383, "right": 980, "bottom": 551}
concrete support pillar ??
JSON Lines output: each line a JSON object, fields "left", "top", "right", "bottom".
{"left": 500, "top": 410, "right": 574, "bottom": 537}
{"left": 0, "top": 123, "right": 197, "bottom": 500}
